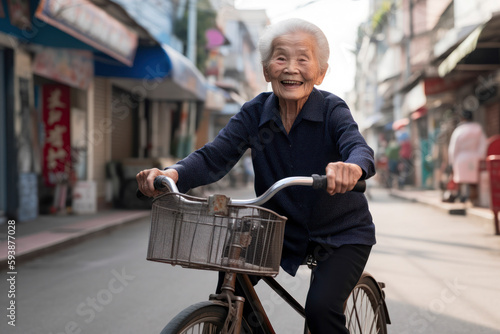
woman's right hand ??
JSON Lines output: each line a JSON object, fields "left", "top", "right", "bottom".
{"left": 136, "top": 168, "right": 179, "bottom": 198}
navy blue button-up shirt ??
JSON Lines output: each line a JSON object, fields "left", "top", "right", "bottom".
{"left": 170, "top": 88, "right": 376, "bottom": 276}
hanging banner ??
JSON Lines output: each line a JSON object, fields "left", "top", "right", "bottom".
{"left": 35, "top": 0, "right": 138, "bottom": 66}
{"left": 42, "top": 84, "right": 71, "bottom": 186}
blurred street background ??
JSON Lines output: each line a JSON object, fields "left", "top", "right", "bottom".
{"left": 1, "top": 0, "right": 500, "bottom": 333}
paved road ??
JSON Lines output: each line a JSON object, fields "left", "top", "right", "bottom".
{"left": 1, "top": 186, "right": 500, "bottom": 333}
{"left": 369, "top": 189, "right": 500, "bottom": 334}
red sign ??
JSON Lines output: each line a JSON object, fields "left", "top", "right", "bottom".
{"left": 42, "top": 84, "right": 71, "bottom": 186}
{"left": 424, "top": 77, "right": 464, "bottom": 95}
{"left": 487, "top": 156, "right": 500, "bottom": 211}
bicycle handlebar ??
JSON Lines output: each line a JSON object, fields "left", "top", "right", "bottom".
{"left": 137, "top": 175, "right": 366, "bottom": 206}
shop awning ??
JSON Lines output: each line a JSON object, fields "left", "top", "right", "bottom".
{"left": 438, "top": 25, "right": 483, "bottom": 77}
{"left": 95, "top": 44, "right": 207, "bottom": 101}
{"left": 438, "top": 13, "right": 500, "bottom": 77}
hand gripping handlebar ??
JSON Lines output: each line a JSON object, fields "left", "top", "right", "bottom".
{"left": 137, "top": 174, "right": 366, "bottom": 206}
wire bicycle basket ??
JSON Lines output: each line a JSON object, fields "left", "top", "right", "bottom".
{"left": 147, "top": 192, "right": 287, "bottom": 276}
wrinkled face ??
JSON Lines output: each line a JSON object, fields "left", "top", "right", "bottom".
{"left": 263, "top": 32, "right": 327, "bottom": 104}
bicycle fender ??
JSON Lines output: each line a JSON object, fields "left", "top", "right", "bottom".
{"left": 360, "top": 272, "right": 391, "bottom": 325}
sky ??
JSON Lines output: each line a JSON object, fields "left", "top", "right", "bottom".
{"left": 234, "top": 0, "right": 370, "bottom": 99}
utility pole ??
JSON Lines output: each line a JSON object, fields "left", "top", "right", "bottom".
{"left": 186, "top": 0, "right": 198, "bottom": 155}
{"left": 405, "top": 0, "right": 414, "bottom": 79}
{"left": 187, "top": 0, "right": 198, "bottom": 64}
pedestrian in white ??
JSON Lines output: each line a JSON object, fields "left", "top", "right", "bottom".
{"left": 448, "top": 110, "right": 487, "bottom": 203}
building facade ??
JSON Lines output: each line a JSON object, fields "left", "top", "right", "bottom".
{"left": 353, "top": 0, "right": 500, "bottom": 207}
{"left": 0, "top": 0, "right": 208, "bottom": 221}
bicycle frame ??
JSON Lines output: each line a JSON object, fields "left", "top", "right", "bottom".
{"left": 209, "top": 271, "right": 308, "bottom": 334}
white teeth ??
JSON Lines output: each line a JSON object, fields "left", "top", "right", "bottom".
{"left": 282, "top": 80, "right": 301, "bottom": 84}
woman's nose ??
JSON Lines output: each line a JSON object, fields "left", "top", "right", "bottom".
{"left": 284, "top": 60, "right": 299, "bottom": 73}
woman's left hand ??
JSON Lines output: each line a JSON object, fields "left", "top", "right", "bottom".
{"left": 325, "top": 162, "right": 363, "bottom": 195}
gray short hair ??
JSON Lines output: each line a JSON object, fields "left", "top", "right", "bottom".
{"left": 258, "top": 18, "right": 330, "bottom": 74}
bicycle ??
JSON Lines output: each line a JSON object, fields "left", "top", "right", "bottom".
{"left": 141, "top": 175, "right": 390, "bottom": 333}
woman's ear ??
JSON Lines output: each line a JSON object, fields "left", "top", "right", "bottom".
{"left": 263, "top": 66, "right": 271, "bottom": 82}
{"left": 315, "top": 64, "right": 328, "bottom": 85}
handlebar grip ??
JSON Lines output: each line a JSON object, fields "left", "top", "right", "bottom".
{"left": 312, "top": 174, "right": 366, "bottom": 193}
{"left": 352, "top": 180, "right": 366, "bottom": 193}
{"left": 136, "top": 175, "right": 169, "bottom": 200}
{"left": 154, "top": 176, "right": 168, "bottom": 190}
{"left": 312, "top": 174, "right": 328, "bottom": 190}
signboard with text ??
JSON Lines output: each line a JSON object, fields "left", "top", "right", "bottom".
{"left": 33, "top": 48, "right": 93, "bottom": 89}
{"left": 42, "top": 84, "right": 71, "bottom": 186}
{"left": 35, "top": 0, "right": 138, "bottom": 66}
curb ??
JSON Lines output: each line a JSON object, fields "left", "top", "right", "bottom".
{"left": 389, "top": 190, "right": 495, "bottom": 222}
{"left": 1, "top": 211, "right": 150, "bottom": 269}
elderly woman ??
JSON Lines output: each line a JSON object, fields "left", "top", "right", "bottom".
{"left": 137, "top": 18, "right": 376, "bottom": 333}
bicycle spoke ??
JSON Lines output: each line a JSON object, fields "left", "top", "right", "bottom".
{"left": 345, "top": 283, "right": 384, "bottom": 334}
{"left": 179, "top": 322, "right": 219, "bottom": 334}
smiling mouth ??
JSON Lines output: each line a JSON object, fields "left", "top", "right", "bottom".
{"left": 281, "top": 80, "right": 303, "bottom": 86}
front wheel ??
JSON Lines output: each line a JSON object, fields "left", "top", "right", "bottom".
{"left": 161, "top": 301, "right": 252, "bottom": 334}
{"left": 344, "top": 273, "right": 389, "bottom": 334}
{"left": 161, "top": 301, "right": 227, "bottom": 334}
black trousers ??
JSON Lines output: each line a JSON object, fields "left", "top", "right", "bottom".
{"left": 216, "top": 243, "right": 372, "bottom": 333}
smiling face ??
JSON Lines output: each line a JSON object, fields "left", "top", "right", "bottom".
{"left": 263, "top": 31, "right": 327, "bottom": 106}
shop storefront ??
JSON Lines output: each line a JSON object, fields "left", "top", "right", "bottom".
{"left": 94, "top": 43, "right": 208, "bottom": 208}
{"left": 94, "top": 42, "right": 208, "bottom": 159}
{"left": 1, "top": 0, "right": 140, "bottom": 218}
{"left": 0, "top": 38, "right": 14, "bottom": 223}
{"left": 22, "top": 44, "right": 94, "bottom": 214}
{"left": 2, "top": 0, "right": 210, "bottom": 215}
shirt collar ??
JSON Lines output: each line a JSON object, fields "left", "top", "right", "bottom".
{"left": 259, "top": 88, "right": 324, "bottom": 128}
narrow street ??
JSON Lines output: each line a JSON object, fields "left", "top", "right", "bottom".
{"left": 1, "top": 186, "right": 500, "bottom": 333}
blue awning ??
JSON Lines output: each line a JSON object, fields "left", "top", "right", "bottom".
{"left": 95, "top": 43, "right": 207, "bottom": 101}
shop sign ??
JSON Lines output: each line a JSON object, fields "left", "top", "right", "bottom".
{"left": 33, "top": 48, "right": 93, "bottom": 90}
{"left": 402, "top": 81, "right": 426, "bottom": 116}
{"left": 42, "top": 84, "right": 71, "bottom": 186}
{"left": 6, "top": 0, "right": 31, "bottom": 29}
{"left": 424, "top": 77, "right": 464, "bottom": 95}
{"left": 35, "top": 0, "right": 138, "bottom": 66}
